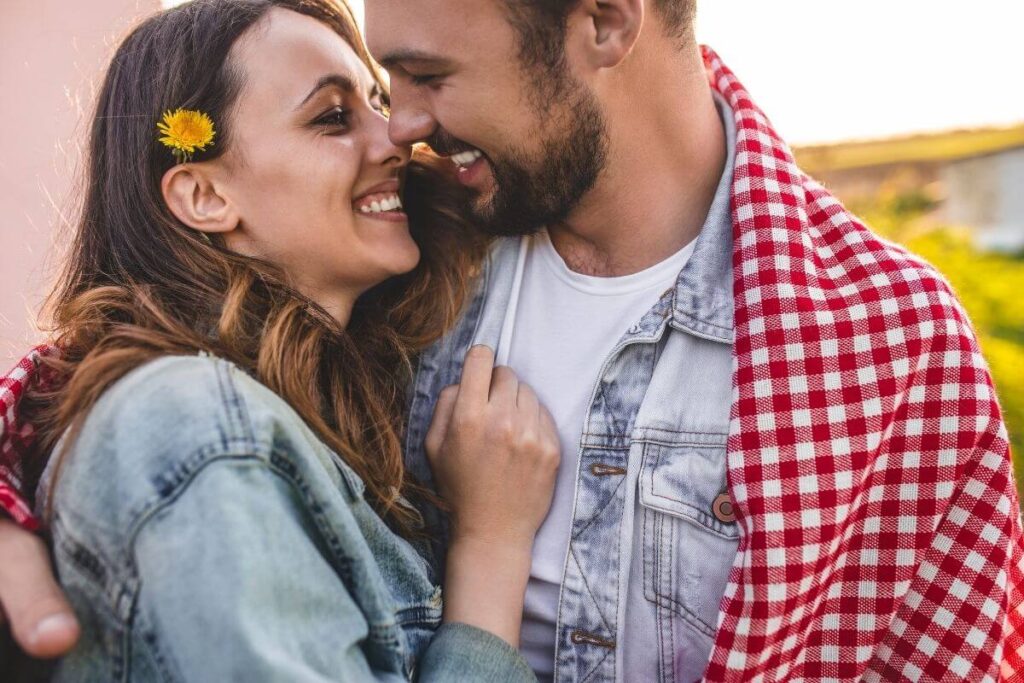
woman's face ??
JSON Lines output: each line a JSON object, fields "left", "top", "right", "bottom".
{"left": 215, "top": 8, "right": 416, "bottom": 319}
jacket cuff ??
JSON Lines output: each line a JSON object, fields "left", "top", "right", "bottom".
{"left": 418, "top": 622, "right": 536, "bottom": 682}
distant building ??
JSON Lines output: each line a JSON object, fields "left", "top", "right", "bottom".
{"left": 943, "top": 146, "right": 1024, "bottom": 251}
{"left": 795, "top": 125, "right": 1024, "bottom": 251}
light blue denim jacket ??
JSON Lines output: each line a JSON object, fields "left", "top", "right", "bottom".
{"left": 404, "top": 98, "right": 739, "bottom": 683}
{"left": 39, "top": 355, "right": 536, "bottom": 682}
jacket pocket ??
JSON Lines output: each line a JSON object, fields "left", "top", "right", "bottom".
{"left": 638, "top": 433, "right": 740, "bottom": 637}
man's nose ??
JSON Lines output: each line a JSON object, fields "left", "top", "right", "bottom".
{"left": 387, "top": 103, "right": 437, "bottom": 148}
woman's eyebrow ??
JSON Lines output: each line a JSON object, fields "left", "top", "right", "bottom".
{"left": 295, "top": 73, "right": 358, "bottom": 109}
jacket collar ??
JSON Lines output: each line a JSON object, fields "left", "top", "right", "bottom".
{"left": 668, "top": 90, "right": 738, "bottom": 343}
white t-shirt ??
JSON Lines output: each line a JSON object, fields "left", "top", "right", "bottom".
{"left": 495, "top": 229, "right": 696, "bottom": 680}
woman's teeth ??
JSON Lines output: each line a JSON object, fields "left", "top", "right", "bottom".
{"left": 356, "top": 193, "right": 403, "bottom": 214}
{"left": 450, "top": 149, "right": 483, "bottom": 168}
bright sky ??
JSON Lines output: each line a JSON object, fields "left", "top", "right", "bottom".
{"left": 169, "top": 0, "right": 1024, "bottom": 145}
{"left": 693, "top": 1, "right": 1024, "bottom": 143}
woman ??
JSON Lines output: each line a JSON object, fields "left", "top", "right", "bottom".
{"left": 14, "top": 0, "right": 559, "bottom": 679}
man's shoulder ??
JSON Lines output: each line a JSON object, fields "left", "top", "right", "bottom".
{"left": 800, "top": 182, "right": 970, "bottom": 336}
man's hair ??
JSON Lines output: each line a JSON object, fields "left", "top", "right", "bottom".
{"left": 502, "top": 0, "right": 696, "bottom": 72}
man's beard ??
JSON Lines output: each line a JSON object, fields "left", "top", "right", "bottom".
{"left": 434, "top": 78, "right": 609, "bottom": 238}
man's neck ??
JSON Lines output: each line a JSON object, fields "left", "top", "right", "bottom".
{"left": 549, "top": 43, "right": 726, "bottom": 277}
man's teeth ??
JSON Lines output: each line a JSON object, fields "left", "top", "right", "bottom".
{"left": 358, "top": 193, "right": 403, "bottom": 214}
{"left": 450, "top": 149, "right": 483, "bottom": 168}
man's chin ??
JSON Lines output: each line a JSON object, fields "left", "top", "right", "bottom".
{"left": 466, "top": 175, "right": 560, "bottom": 237}
{"left": 470, "top": 203, "right": 547, "bottom": 238}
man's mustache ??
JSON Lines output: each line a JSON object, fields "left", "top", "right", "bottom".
{"left": 424, "top": 129, "right": 476, "bottom": 158}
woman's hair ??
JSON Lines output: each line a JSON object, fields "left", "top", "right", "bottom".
{"left": 24, "top": 0, "right": 485, "bottom": 539}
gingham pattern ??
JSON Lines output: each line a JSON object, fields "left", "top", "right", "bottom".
{"left": 0, "top": 47, "right": 1020, "bottom": 681}
{"left": 0, "top": 345, "right": 54, "bottom": 532}
{"left": 701, "top": 46, "right": 1023, "bottom": 681}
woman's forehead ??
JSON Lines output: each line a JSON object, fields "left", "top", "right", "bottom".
{"left": 232, "top": 7, "right": 374, "bottom": 109}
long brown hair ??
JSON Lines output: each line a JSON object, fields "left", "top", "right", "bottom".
{"left": 24, "top": 0, "right": 485, "bottom": 538}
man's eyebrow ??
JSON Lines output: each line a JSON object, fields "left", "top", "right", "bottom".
{"left": 296, "top": 73, "right": 361, "bottom": 109}
{"left": 375, "top": 49, "right": 450, "bottom": 70}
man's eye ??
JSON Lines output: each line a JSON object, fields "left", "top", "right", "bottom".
{"left": 410, "top": 74, "right": 439, "bottom": 86}
{"left": 316, "top": 106, "right": 351, "bottom": 128}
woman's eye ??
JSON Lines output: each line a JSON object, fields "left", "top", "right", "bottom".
{"left": 316, "top": 106, "right": 351, "bottom": 129}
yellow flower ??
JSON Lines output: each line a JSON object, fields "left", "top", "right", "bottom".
{"left": 157, "top": 108, "right": 216, "bottom": 163}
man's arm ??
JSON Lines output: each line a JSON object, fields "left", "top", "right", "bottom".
{"left": 0, "top": 344, "right": 79, "bottom": 657}
{"left": 0, "top": 516, "right": 79, "bottom": 657}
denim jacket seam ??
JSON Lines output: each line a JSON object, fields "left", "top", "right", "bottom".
{"left": 638, "top": 442, "right": 737, "bottom": 536}
{"left": 115, "top": 453, "right": 303, "bottom": 682}
{"left": 124, "top": 449, "right": 274, "bottom": 553}
{"left": 255, "top": 450, "right": 423, "bottom": 653}
{"left": 465, "top": 250, "right": 492, "bottom": 350}
{"left": 403, "top": 251, "right": 490, "bottom": 482}
{"left": 638, "top": 479, "right": 722, "bottom": 643}
{"left": 629, "top": 430, "right": 730, "bottom": 445}
{"left": 48, "top": 517, "right": 137, "bottom": 681}
{"left": 121, "top": 451, "right": 368, "bottom": 677}
{"left": 213, "top": 357, "right": 256, "bottom": 446}
{"left": 667, "top": 315, "right": 734, "bottom": 344}
{"left": 54, "top": 454, "right": 272, "bottom": 683}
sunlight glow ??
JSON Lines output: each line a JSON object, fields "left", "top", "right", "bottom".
{"left": 168, "top": 0, "right": 1022, "bottom": 144}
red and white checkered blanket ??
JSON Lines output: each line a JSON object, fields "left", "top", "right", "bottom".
{"left": 0, "top": 345, "right": 55, "bottom": 532}
{"left": 0, "top": 46, "right": 1021, "bottom": 681}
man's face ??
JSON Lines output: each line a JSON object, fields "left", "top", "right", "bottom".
{"left": 365, "top": 0, "right": 607, "bottom": 236}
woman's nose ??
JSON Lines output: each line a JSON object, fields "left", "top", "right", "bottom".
{"left": 367, "top": 109, "right": 411, "bottom": 168}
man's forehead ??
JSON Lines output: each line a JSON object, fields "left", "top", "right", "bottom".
{"left": 363, "top": 0, "right": 507, "bottom": 61}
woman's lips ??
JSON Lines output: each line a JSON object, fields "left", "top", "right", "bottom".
{"left": 352, "top": 180, "right": 407, "bottom": 222}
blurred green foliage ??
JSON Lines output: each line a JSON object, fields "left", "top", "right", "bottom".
{"left": 850, "top": 191, "right": 1024, "bottom": 495}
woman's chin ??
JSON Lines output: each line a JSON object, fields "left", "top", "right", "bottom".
{"left": 376, "top": 242, "right": 422, "bottom": 280}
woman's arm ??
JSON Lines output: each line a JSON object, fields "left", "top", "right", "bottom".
{"left": 425, "top": 346, "right": 560, "bottom": 649}
{"left": 95, "top": 456, "right": 535, "bottom": 682}
{"left": 0, "top": 345, "right": 80, "bottom": 658}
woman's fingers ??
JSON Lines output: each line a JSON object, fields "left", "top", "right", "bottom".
{"left": 456, "top": 345, "right": 495, "bottom": 406}
{"left": 515, "top": 381, "right": 540, "bottom": 415}
{"left": 0, "top": 518, "right": 80, "bottom": 658}
{"left": 425, "top": 385, "right": 459, "bottom": 461}
{"left": 488, "top": 366, "right": 519, "bottom": 411}
{"left": 538, "top": 405, "right": 560, "bottom": 464}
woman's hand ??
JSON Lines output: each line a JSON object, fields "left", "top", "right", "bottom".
{"left": 425, "top": 345, "right": 559, "bottom": 546}
{"left": 424, "top": 345, "right": 560, "bottom": 646}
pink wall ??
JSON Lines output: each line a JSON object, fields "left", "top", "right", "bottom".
{"left": 0, "top": 0, "right": 159, "bottom": 363}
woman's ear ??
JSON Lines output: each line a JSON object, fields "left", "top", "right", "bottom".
{"left": 160, "top": 163, "right": 239, "bottom": 235}
{"left": 572, "top": 0, "right": 644, "bottom": 70}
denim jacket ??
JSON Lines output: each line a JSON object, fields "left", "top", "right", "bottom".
{"left": 403, "top": 96, "right": 739, "bottom": 682}
{"left": 39, "top": 355, "right": 536, "bottom": 682}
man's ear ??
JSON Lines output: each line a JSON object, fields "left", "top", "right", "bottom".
{"left": 160, "top": 163, "right": 239, "bottom": 235}
{"left": 572, "top": 0, "right": 644, "bottom": 70}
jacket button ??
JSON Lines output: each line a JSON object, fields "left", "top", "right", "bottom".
{"left": 712, "top": 492, "right": 736, "bottom": 523}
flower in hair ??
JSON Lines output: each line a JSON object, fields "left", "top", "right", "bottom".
{"left": 157, "top": 108, "right": 216, "bottom": 163}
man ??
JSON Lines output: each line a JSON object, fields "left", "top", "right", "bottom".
{"left": 2, "top": 0, "right": 1022, "bottom": 680}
